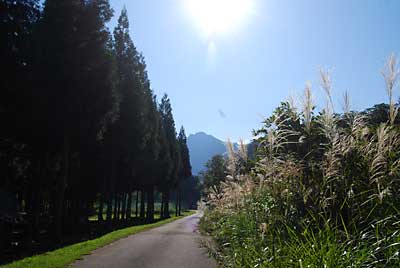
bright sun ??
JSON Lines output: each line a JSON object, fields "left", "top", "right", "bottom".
{"left": 185, "top": 0, "right": 254, "bottom": 37}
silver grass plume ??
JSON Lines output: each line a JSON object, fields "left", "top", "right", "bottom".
{"left": 381, "top": 54, "right": 399, "bottom": 125}
{"left": 302, "top": 82, "right": 314, "bottom": 134}
{"left": 319, "top": 69, "right": 336, "bottom": 143}
{"left": 342, "top": 90, "right": 351, "bottom": 114}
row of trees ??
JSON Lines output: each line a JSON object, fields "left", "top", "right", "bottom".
{"left": 1, "top": 0, "right": 194, "bottom": 258}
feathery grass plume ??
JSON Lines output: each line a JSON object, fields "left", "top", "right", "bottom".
{"left": 302, "top": 82, "right": 314, "bottom": 133}
{"left": 259, "top": 112, "right": 300, "bottom": 157}
{"left": 381, "top": 54, "right": 399, "bottom": 125}
{"left": 350, "top": 114, "right": 368, "bottom": 141}
{"left": 342, "top": 90, "right": 351, "bottom": 114}
{"left": 238, "top": 139, "right": 248, "bottom": 162}
{"left": 323, "top": 132, "right": 342, "bottom": 182}
{"left": 368, "top": 124, "right": 400, "bottom": 203}
{"left": 319, "top": 70, "right": 337, "bottom": 143}
{"left": 226, "top": 138, "right": 237, "bottom": 179}
{"left": 320, "top": 68, "right": 334, "bottom": 114}
{"left": 287, "top": 93, "right": 300, "bottom": 123}
{"left": 288, "top": 93, "right": 297, "bottom": 112}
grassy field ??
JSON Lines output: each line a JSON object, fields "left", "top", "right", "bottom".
{"left": 2, "top": 211, "right": 195, "bottom": 268}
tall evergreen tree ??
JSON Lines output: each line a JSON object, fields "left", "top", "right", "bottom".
{"left": 38, "top": 0, "right": 116, "bottom": 242}
{"left": 176, "top": 127, "right": 192, "bottom": 215}
{"left": 158, "top": 94, "right": 179, "bottom": 218}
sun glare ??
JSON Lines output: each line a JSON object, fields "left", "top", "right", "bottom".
{"left": 185, "top": 0, "right": 254, "bottom": 37}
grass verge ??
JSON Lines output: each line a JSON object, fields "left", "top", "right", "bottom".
{"left": 2, "top": 211, "right": 196, "bottom": 268}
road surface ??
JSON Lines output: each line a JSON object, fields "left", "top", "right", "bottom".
{"left": 73, "top": 212, "right": 217, "bottom": 268}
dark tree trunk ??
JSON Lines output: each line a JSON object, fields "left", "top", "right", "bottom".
{"left": 117, "top": 193, "right": 121, "bottom": 221}
{"left": 140, "top": 190, "right": 145, "bottom": 219}
{"left": 165, "top": 191, "right": 170, "bottom": 218}
{"left": 54, "top": 135, "right": 70, "bottom": 244}
{"left": 106, "top": 191, "right": 113, "bottom": 229}
{"left": 98, "top": 172, "right": 107, "bottom": 222}
{"left": 106, "top": 147, "right": 117, "bottom": 229}
{"left": 24, "top": 185, "right": 33, "bottom": 254}
{"left": 178, "top": 190, "right": 182, "bottom": 216}
{"left": 121, "top": 192, "right": 127, "bottom": 221}
{"left": 113, "top": 193, "right": 118, "bottom": 222}
{"left": 98, "top": 194, "right": 104, "bottom": 222}
{"left": 160, "top": 193, "right": 164, "bottom": 219}
{"left": 175, "top": 190, "right": 178, "bottom": 217}
{"left": 161, "top": 192, "right": 165, "bottom": 219}
{"left": 0, "top": 221, "right": 5, "bottom": 261}
{"left": 32, "top": 151, "right": 45, "bottom": 242}
{"left": 146, "top": 187, "right": 155, "bottom": 222}
{"left": 135, "top": 191, "right": 139, "bottom": 218}
{"left": 126, "top": 191, "right": 132, "bottom": 221}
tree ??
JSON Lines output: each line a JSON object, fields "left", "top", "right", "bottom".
{"left": 201, "top": 154, "right": 226, "bottom": 196}
{"left": 0, "top": 0, "right": 39, "bottom": 139}
{"left": 38, "top": 0, "right": 116, "bottom": 242}
{"left": 158, "top": 94, "right": 179, "bottom": 218}
{"left": 176, "top": 127, "right": 192, "bottom": 215}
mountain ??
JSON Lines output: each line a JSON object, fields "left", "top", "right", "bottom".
{"left": 187, "top": 132, "right": 259, "bottom": 175}
{"left": 187, "top": 132, "right": 227, "bottom": 175}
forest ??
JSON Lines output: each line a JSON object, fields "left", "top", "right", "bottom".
{"left": 200, "top": 61, "right": 400, "bottom": 267}
{"left": 0, "top": 0, "right": 198, "bottom": 263}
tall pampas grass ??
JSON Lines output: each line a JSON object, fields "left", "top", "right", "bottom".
{"left": 302, "top": 82, "right": 314, "bottom": 133}
{"left": 201, "top": 54, "right": 400, "bottom": 268}
{"left": 382, "top": 54, "right": 399, "bottom": 125}
{"left": 342, "top": 91, "right": 351, "bottom": 114}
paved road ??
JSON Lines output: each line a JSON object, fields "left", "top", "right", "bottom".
{"left": 73, "top": 212, "right": 217, "bottom": 268}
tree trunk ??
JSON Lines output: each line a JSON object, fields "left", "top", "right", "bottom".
{"left": 162, "top": 192, "right": 166, "bottom": 219}
{"left": 160, "top": 193, "right": 164, "bottom": 219}
{"left": 106, "top": 191, "right": 113, "bottom": 229}
{"left": 126, "top": 191, "right": 132, "bottom": 221}
{"left": 113, "top": 193, "right": 118, "bottom": 222}
{"left": 98, "top": 172, "right": 107, "bottom": 222}
{"left": 175, "top": 190, "right": 178, "bottom": 217}
{"left": 135, "top": 191, "right": 139, "bottom": 218}
{"left": 140, "top": 190, "right": 145, "bottom": 219}
{"left": 146, "top": 187, "right": 154, "bottom": 222}
{"left": 32, "top": 151, "right": 45, "bottom": 242}
{"left": 116, "top": 193, "right": 121, "bottom": 221}
{"left": 178, "top": 190, "right": 182, "bottom": 216}
{"left": 98, "top": 194, "right": 104, "bottom": 222}
{"left": 121, "top": 192, "right": 127, "bottom": 221}
{"left": 54, "top": 135, "right": 70, "bottom": 244}
{"left": 165, "top": 191, "right": 170, "bottom": 218}
{"left": 106, "top": 146, "right": 117, "bottom": 229}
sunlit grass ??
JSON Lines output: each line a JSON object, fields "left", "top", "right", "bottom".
{"left": 200, "top": 55, "right": 400, "bottom": 267}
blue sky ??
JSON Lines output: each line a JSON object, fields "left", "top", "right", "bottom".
{"left": 109, "top": 0, "right": 400, "bottom": 141}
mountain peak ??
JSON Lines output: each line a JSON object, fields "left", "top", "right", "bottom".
{"left": 187, "top": 132, "right": 226, "bottom": 175}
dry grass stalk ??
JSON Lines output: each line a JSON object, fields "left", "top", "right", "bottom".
{"left": 381, "top": 54, "right": 399, "bottom": 125}
{"left": 302, "top": 82, "right": 314, "bottom": 133}
{"left": 342, "top": 91, "right": 351, "bottom": 114}
{"left": 320, "top": 68, "right": 334, "bottom": 114}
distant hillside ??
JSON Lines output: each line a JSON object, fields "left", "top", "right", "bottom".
{"left": 187, "top": 132, "right": 259, "bottom": 175}
{"left": 187, "top": 132, "right": 227, "bottom": 175}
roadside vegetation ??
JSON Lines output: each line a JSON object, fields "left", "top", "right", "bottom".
{"left": 1, "top": 211, "right": 194, "bottom": 268}
{"left": 200, "top": 55, "right": 400, "bottom": 267}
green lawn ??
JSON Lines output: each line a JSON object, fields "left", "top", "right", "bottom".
{"left": 2, "top": 211, "right": 196, "bottom": 268}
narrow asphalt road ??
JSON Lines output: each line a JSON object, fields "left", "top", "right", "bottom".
{"left": 72, "top": 212, "right": 217, "bottom": 268}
